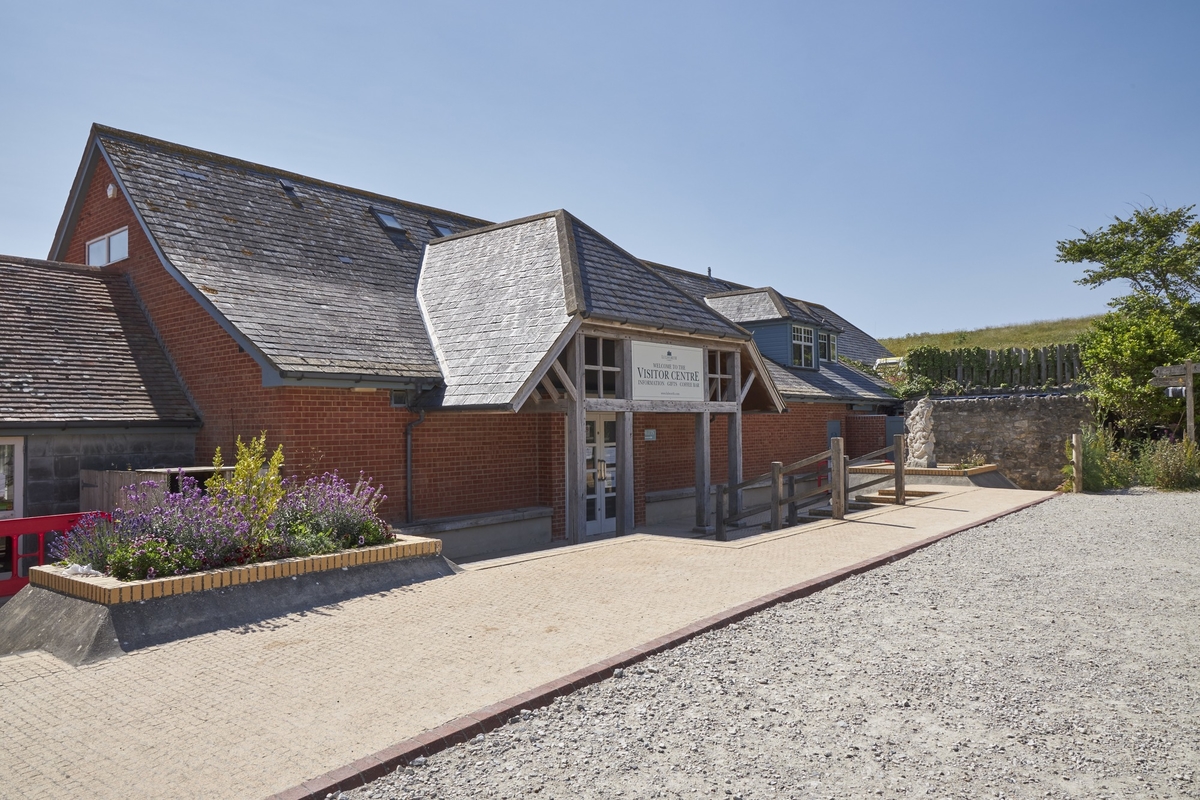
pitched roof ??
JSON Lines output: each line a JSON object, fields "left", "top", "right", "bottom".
{"left": 419, "top": 211, "right": 747, "bottom": 408}
{"left": 703, "top": 287, "right": 835, "bottom": 330}
{"left": 648, "top": 263, "right": 892, "bottom": 363}
{"left": 418, "top": 214, "right": 574, "bottom": 408}
{"left": 57, "top": 126, "right": 488, "bottom": 384}
{"left": 0, "top": 256, "right": 198, "bottom": 426}
{"left": 760, "top": 356, "right": 895, "bottom": 404}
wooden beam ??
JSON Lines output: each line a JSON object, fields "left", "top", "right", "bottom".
{"left": 617, "top": 338, "right": 635, "bottom": 535}
{"left": 551, "top": 359, "right": 577, "bottom": 401}
{"left": 585, "top": 399, "right": 738, "bottom": 414}
{"left": 1189, "top": 360, "right": 1196, "bottom": 444}
{"left": 566, "top": 332, "right": 587, "bottom": 544}
{"left": 727, "top": 350, "right": 743, "bottom": 518}
{"left": 738, "top": 370, "right": 757, "bottom": 404}
{"left": 695, "top": 410, "right": 711, "bottom": 530}
{"left": 539, "top": 374, "right": 560, "bottom": 402}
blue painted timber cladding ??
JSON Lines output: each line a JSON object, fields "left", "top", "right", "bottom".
{"left": 743, "top": 321, "right": 793, "bottom": 366}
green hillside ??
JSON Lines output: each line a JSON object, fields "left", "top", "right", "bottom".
{"left": 880, "top": 316, "right": 1100, "bottom": 357}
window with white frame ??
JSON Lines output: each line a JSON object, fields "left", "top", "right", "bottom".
{"left": 86, "top": 227, "right": 129, "bottom": 266}
{"left": 791, "top": 325, "right": 814, "bottom": 368}
{"left": 819, "top": 331, "right": 838, "bottom": 362}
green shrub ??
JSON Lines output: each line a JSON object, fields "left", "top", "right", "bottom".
{"left": 1137, "top": 439, "right": 1200, "bottom": 490}
{"left": 1061, "top": 426, "right": 1137, "bottom": 492}
{"left": 108, "top": 537, "right": 198, "bottom": 581}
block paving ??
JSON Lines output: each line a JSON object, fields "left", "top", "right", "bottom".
{"left": 0, "top": 485, "right": 1052, "bottom": 799}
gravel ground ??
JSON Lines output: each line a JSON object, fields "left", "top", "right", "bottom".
{"left": 343, "top": 490, "right": 1199, "bottom": 800}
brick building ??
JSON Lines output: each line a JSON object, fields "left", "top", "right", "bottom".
{"left": 41, "top": 125, "right": 896, "bottom": 558}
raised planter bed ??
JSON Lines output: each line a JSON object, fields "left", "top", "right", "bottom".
{"left": 28, "top": 534, "right": 440, "bottom": 605}
{"left": 0, "top": 534, "right": 450, "bottom": 665}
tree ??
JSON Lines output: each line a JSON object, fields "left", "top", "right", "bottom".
{"left": 1057, "top": 205, "right": 1200, "bottom": 304}
{"left": 1058, "top": 206, "right": 1200, "bottom": 435}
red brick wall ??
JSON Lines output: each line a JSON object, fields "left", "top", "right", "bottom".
{"left": 845, "top": 414, "right": 888, "bottom": 460}
{"left": 64, "top": 158, "right": 563, "bottom": 528}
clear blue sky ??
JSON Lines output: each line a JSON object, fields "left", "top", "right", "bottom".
{"left": 3, "top": 1, "right": 1198, "bottom": 338}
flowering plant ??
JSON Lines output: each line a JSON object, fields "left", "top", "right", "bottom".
{"left": 52, "top": 440, "right": 392, "bottom": 581}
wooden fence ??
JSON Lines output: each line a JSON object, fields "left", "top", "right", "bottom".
{"left": 906, "top": 344, "right": 1083, "bottom": 389}
{"left": 714, "top": 435, "right": 906, "bottom": 540}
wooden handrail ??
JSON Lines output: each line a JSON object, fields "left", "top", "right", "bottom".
{"left": 847, "top": 443, "right": 895, "bottom": 466}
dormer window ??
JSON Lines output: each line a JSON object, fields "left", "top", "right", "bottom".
{"left": 791, "top": 325, "right": 814, "bottom": 368}
{"left": 819, "top": 331, "right": 838, "bottom": 362}
{"left": 86, "top": 227, "right": 129, "bottom": 266}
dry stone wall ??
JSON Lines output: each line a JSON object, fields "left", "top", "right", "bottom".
{"left": 905, "top": 394, "right": 1092, "bottom": 490}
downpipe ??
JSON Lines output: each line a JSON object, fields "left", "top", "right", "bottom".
{"left": 405, "top": 408, "right": 425, "bottom": 524}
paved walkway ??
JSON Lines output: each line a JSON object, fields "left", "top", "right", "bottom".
{"left": 0, "top": 485, "right": 1053, "bottom": 799}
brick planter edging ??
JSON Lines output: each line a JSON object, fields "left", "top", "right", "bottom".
{"left": 265, "top": 492, "right": 1058, "bottom": 800}
{"left": 29, "top": 535, "right": 441, "bottom": 606}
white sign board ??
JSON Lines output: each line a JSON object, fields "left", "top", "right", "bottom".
{"left": 631, "top": 342, "right": 704, "bottom": 401}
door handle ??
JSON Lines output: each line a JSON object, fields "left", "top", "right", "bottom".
{"left": 598, "top": 460, "right": 608, "bottom": 482}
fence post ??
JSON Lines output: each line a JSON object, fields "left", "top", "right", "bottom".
{"left": 715, "top": 484, "right": 727, "bottom": 541}
{"left": 831, "top": 437, "right": 845, "bottom": 520}
{"left": 786, "top": 474, "right": 797, "bottom": 526}
{"left": 1187, "top": 360, "right": 1195, "bottom": 444}
{"left": 893, "top": 433, "right": 906, "bottom": 505}
{"left": 1072, "top": 432, "right": 1083, "bottom": 494}
{"left": 770, "top": 461, "right": 783, "bottom": 531}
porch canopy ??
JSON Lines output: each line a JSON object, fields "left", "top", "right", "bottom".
{"left": 417, "top": 210, "right": 786, "bottom": 542}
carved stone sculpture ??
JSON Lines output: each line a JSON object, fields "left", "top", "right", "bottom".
{"left": 906, "top": 396, "right": 937, "bottom": 468}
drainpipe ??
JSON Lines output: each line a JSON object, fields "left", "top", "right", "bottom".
{"left": 405, "top": 408, "right": 426, "bottom": 524}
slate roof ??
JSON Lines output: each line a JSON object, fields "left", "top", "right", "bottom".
{"left": 798, "top": 302, "right": 893, "bottom": 364}
{"left": 648, "top": 264, "right": 891, "bottom": 363}
{"left": 57, "top": 126, "right": 488, "bottom": 383}
{"left": 760, "top": 357, "right": 896, "bottom": 404}
{"left": 420, "top": 211, "right": 747, "bottom": 408}
{"left": 418, "top": 215, "right": 572, "bottom": 408}
{"left": 0, "top": 256, "right": 198, "bottom": 426}
{"left": 703, "top": 287, "right": 834, "bottom": 330}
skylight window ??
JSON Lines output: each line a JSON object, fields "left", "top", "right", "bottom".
{"left": 429, "top": 221, "right": 454, "bottom": 237}
{"left": 177, "top": 168, "right": 207, "bottom": 181}
{"left": 371, "top": 208, "right": 405, "bottom": 232}
{"left": 279, "top": 178, "right": 297, "bottom": 195}
{"left": 86, "top": 227, "right": 129, "bottom": 266}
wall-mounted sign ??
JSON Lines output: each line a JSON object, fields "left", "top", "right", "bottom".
{"left": 631, "top": 342, "right": 704, "bottom": 401}
{"left": 644, "top": 428, "right": 657, "bottom": 441}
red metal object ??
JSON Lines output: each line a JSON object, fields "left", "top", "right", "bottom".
{"left": 0, "top": 513, "right": 88, "bottom": 598}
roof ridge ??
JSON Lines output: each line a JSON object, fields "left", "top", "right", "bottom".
{"left": 92, "top": 124, "right": 493, "bottom": 225}
{"left": 562, "top": 211, "right": 744, "bottom": 334}
{"left": 424, "top": 210, "right": 560, "bottom": 244}
{"left": 0, "top": 254, "right": 105, "bottom": 275}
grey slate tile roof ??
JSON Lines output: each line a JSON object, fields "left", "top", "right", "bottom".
{"left": 703, "top": 287, "right": 833, "bottom": 329}
{"left": 800, "top": 302, "right": 894, "bottom": 364}
{"left": 418, "top": 215, "right": 571, "bottom": 408}
{"left": 760, "top": 356, "right": 896, "bottom": 404}
{"left": 91, "top": 127, "right": 488, "bottom": 382}
{"left": 420, "top": 211, "right": 747, "bottom": 408}
{"left": 569, "top": 220, "right": 743, "bottom": 338}
{"left": 648, "top": 263, "right": 892, "bottom": 363}
{"left": 0, "top": 256, "right": 198, "bottom": 425}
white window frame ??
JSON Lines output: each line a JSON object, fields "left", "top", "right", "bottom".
{"left": 791, "top": 325, "right": 815, "bottom": 368}
{"left": 819, "top": 332, "right": 838, "bottom": 363}
{"left": 0, "top": 437, "right": 24, "bottom": 520}
{"left": 85, "top": 227, "right": 129, "bottom": 266}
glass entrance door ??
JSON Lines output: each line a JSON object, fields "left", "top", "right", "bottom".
{"left": 585, "top": 413, "right": 617, "bottom": 536}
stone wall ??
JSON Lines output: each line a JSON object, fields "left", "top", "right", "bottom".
{"left": 905, "top": 395, "right": 1092, "bottom": 490}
